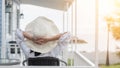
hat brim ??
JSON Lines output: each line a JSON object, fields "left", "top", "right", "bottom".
{"left": 25, "top": 40, "right": 58, "bottom": 53}
{"left": 25, "top": 16, "right": 59, "bottom": 53}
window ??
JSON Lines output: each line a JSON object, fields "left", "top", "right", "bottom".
{"left": 10, "top": 48, "right": 15, "bottom": 54}
{"left": 17, "top": 48, "right": 20, "bottom": 54}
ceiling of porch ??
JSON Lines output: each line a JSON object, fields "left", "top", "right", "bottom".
{"left": 21, "top": 0, "right": 74, "bottom": 11}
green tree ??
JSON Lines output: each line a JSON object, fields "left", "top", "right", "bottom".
{"left": 104, "top": 16, "right": 114, "bottom": 66}
{"left": 104, "top": 0, "right": 120, "bottom": 66}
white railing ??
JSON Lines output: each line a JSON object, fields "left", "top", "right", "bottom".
{"left": 74, "top": 51, "right": 95, "bottom": 68}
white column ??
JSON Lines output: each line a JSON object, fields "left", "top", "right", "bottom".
{"left": 1, "top": 0, "right": 6, "bottom": 58}
{"left": 74, "top": 0, "right": 77, "bottom": 53}
{"left": 95, "top": 0, "right": 99, "bottom": 68}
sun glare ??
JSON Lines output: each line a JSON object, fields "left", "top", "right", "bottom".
{"left": 99, "top": 0, "right": 115, "bottom": 16}
{"left": 99, "top": 0, "right": 119, "bottom": 52}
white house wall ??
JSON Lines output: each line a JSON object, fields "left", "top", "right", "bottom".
{"left": 11, "top": 1, "right": 20, "bottom": 41}
{"left": 0, "top": 0, "right": 21, "bottom": 59}
{"left": 8, "top": 0, "right": 20, "bottom": 59}
{"left": 0, "top": 0, "right": 3, "bottom": 58}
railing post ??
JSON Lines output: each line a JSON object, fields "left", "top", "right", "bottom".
{"left": 95, "top": 0, "right": 99, "bottom": 68}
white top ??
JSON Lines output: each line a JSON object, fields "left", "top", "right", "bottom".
{"left": 15, "top": 29, "right": 71, "bottom": 59}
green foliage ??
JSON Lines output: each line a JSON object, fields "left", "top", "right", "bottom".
{"left": 67, "top": 58, "right": 74, "bottom": 66}
{"left": 114, "top": 0, "right": 120, "bottom": 8}
{"left": 100, "top": 64, "right": 120, "bottom": 68}
{"left": 111, "top": 26, "right": 120, "bottom": 40}
{"left": 104, "top": 0, "right": 120, "bottom": 40}
{"left": 116, "top": 51, "right": 120, "bottom": 58}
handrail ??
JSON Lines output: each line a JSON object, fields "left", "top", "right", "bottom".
{"left": 75, "top": 51, "right": 95, "bottom": 67}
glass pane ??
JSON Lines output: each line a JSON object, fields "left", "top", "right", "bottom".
{"left": 17, "top": 48, "right": 20, "bottom": 54}
{"left": 10, "top": 48, "right": 15, "bottom": 54}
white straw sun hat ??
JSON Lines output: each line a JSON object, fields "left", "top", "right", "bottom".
{"left": 25, "top": 16, "right": 59, "bottom": 53}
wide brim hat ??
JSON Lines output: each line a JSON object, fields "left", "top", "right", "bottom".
{"left": 25, "top": 16, "right": 59, "bottom": 53}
